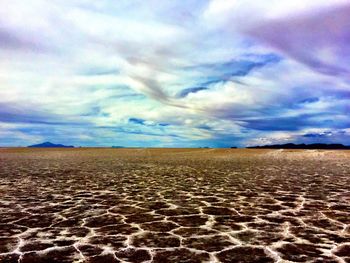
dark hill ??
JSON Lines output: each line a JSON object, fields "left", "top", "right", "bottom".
{"left": 247, "top": 143, "right": 350, "bottom": 149}
{"left": 28, "top": 142, "right": 74, "bottom": 148}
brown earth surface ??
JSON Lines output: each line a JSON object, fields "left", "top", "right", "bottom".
{"left": 0, "top": 148, "right": 349, "bottom": 262}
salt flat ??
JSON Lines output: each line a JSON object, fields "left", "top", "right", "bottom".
{"left": 0, "top": 148, "right": 349, "bottom": 263}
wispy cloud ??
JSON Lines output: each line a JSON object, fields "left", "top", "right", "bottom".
{"left": 247, "top": 4, "right": 350, "bottom": 78}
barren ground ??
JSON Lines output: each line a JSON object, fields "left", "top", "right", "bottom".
{"left": 0, "top": 148, "right": 349, "bottom": 263}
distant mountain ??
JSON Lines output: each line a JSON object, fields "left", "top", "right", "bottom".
{"left": 112, "top": 146, "right": 124, "bottom": 148}
{"left": 247, "top": 143, "right": 350, "bottom": 149}
{"left": 28, "top": 142, "right": 74, "bottom": 148}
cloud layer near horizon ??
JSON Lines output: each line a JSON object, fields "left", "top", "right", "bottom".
{"left": 1, "top": 0, "right": 350, "bottom": 147}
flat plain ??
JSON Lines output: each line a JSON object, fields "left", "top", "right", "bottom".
{"left": 0, "top": 148, "right": 349, "bottom": 263}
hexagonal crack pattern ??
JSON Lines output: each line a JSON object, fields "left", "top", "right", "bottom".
{"left": 0, "top": 148, "right": 349, "bottom": 262}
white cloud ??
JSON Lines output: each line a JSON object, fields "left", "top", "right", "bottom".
{"left": 0, "top": 1, "right": 350, "bottom": 146}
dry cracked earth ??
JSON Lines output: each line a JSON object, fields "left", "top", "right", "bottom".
{"left": 0, "top": 148, "right": 349, "bottom": 263}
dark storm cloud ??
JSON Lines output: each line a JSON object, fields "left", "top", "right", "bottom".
{"left": 240, "top": 115, "right": 313, "bottom": 131}
{"left": 240, "top": 113, "right": 350, "bottom": 132}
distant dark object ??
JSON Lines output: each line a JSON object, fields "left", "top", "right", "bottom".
{"left": 28, "top": 142, "right": 74, "bottom": 148}
{"left": 231, "top": 146, "right": 237, "bottom": 149}
{"left": 112, "top": 146, "right": 125, "bottom": 148}
{"left": 247, "top": 143, "right": 350, "bottom": 149}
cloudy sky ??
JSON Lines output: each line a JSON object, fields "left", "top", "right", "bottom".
{"left": 1, "top": 0, "right": 350, "bottom": 147}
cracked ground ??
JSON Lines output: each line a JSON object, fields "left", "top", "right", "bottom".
{"left": 0, "top": 148, "right": 349, "bottom": 263}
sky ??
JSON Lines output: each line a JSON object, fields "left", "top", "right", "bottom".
{"left": 1, "top": 0, "right": 350, "bottom": 147}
